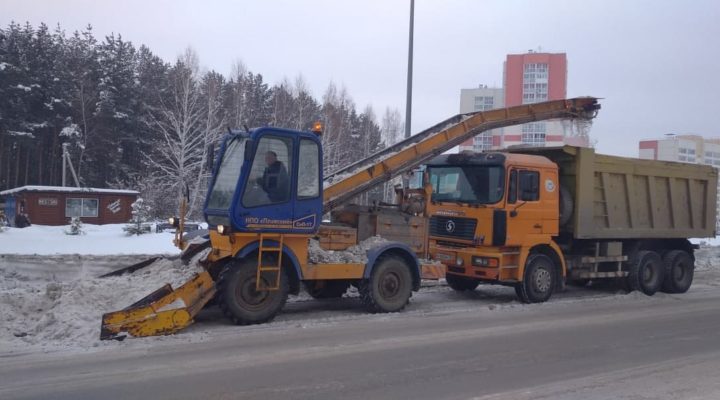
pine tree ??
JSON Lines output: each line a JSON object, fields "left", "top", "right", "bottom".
{"left": 64, "top": 216, "right": 85, "bottom": 235}
{"left": 123, "top": 197, "right": 151, "bottom": 236}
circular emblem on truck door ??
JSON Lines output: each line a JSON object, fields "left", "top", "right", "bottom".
{"left": 545, "top": 179, "right": 556, "bottom": 193}
{"left": 446, "top": 220, "right": 456, "bottom": 233}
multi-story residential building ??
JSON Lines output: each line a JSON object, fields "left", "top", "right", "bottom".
{"left": 458, "top": 85, "right": 504, "bottom": 151}
{"left": 639, "top": 134, "right": 720, "bottom": 231}
{"left": 459, "top": 51, "right": 589, "bottom": 152}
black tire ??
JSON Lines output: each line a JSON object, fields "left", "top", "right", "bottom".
{"left": 559, "top": 186, "right": 574, "bottom": 227}
{"left": 516, "top": 253, "right": 557, "bottom": 303}
{"left": 303, "top": 280, "right": 350, "bottom": 299}
{"left": 661, "top": 250, "right": 694, "bottom": 294}
{"left": 627, "top": 250, "right": 664, "bottom": 296}
{"left": 217, "top": 258, "right": 288, "bottom": 325}
{"left": 445, "top": 273, "right": 480, "bottom": 291}
{"left": 359, "top": 255, "right": 413, "bottom": 313}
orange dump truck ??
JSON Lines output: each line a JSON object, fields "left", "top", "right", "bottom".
{"left": 427, "top": 145, "right": 718, "bottom": 302}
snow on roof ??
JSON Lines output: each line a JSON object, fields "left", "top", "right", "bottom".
{"left": 0, "top": 185, "right": 139, "bottom": 196}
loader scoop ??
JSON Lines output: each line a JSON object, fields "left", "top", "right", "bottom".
{"left": 100, "top": 271, "right": 216, "bottom": 340}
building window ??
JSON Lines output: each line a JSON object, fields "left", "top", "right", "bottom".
{"left": 522, "top": 122, "right": 546, "bottom": 146}
{"left": 522, "top": 63, "right": 549, "bottom": 104}
{"left": 473, "top": 96, "right": 494, "bottom": 111}
{"left": 473, "top": 132, "right": 493, "bottom": 151}
{"left": 66, "top": 198, "right": 99, "bottom": 217}
{"left": 704, "top": 150, "right": 720, "bottom": 167}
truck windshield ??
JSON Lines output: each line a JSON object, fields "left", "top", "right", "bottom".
{"left": 207, "top": 137, "right": 246, "bottom": 210}
{"left": 428, "top": 165, "right": 504, "bottom": 204}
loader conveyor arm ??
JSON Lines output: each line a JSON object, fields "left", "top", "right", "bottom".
{"left": 322, "top": 97, "right": 600, "bottom": 214}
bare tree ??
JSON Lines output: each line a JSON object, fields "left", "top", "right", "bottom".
{"left": 381, "top": 107, "right": 404, "bottom": 202}
{"left": 145, "top": 48, "right": 206, "bottom": 217}
{"left": 227, "top": 60, "right": 248, "bottom": 128}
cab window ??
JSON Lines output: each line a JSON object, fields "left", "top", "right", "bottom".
{"left": 242, "top": 136, "right": 293, "bottom": 207}
{"left": 508, "top": 169, "right": 517, "bottom": 204}
{"left": 297, "top": 139, "right": 320, "bottom": 199}
{"left": 519, "top": 170, "right": 540, "bottom": 201}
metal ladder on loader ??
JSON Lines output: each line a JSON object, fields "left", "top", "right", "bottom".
{"left": 257, "top": 233, "right": 284, "bottom": 291}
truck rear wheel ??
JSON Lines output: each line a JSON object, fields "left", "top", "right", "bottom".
{"left": 661, "top": 250, "right": 694, "bottom": 294}
{"left": 303, "top": 280, "right": 350, "bottom": 299}
{"left": 445, "top": 273, "right": 480, "bottom": 291}
{"left": 516, "top": 253, "right": 556, "bottom": 303}
{"left": 627, "top": 250, "right": 663, "bottom": 296}
{"left": 359, "top": 255, "right": 413, "bottom": 313}
{"left": 217, "top": 258, "right": 288, "bottom": 325}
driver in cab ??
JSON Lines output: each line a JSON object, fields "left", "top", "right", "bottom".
{"left": 255, "top": 151, "right": 289, "bottom": 203}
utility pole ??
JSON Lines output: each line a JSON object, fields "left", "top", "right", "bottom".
{"left": 405, "top": 0, "right": 415, "bottom": 139}
{"left": 62, "top": 143, "right": 81, "bottom": 187}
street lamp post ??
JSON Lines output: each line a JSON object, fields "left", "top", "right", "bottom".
{"left": 405, "top": 0, "right": 414, "bottom": 139}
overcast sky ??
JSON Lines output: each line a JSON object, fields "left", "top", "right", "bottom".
{"left": 3, "top": 0, "right": 719, "bottom": 157}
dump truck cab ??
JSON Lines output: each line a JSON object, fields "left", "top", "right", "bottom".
{"left": 426, "top": 151, "right": 566, "bottom": 302}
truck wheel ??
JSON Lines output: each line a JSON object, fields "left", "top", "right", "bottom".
{"left": 359, "top": 255, "right": 413, "bottom": 313}
{"left": 445, "top": 273, "right": 480, "bottom": 291}
{"left": 559, "top": 186, "right": 574, "bottom": 227}
{"left": 516, "top": 253, "right": 556, "bottom": 303}
{"left": 661, "top": 250, "right": 694, "bottom": 294}
{"left": 303, "top": 280, "right": 350, "bottom": 299}
{"left": 627, "top": 250, "right": 663, "bottom": 296}
{"left": 217, "top": 258, "right": 288, "bottom": 325}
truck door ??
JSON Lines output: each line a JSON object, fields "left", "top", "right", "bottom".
{"left": 237, "top": 133, "right": 296, "bottom": 232}
{"left": 292, "top": 138, "right": 323, "bottom": 232}
{"left": 505, "top": 168, "right": 546, "bottom": 245}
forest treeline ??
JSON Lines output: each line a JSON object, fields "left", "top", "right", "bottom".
{"left": 0, "top": 22, "right": 404, "bottom": 216}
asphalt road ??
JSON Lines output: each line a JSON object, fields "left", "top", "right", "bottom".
{"left": 2, "top": 287, "right": 720, "bottom": 400}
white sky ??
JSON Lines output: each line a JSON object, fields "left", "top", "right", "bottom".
{"left": 3, "top": 0, "right": 719, "bottom": 157}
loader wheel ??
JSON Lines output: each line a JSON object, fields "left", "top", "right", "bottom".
{"left": 359, "top": 255, "right": 413, "bottom": 313}
{"left": 445, "top": 273, "right": 480, "bottom": 291}
{"left": 218, "top": 258, "right": 288, "bottom": 325}
{"left": 304, "top": 280, "right": 350, "bottom": 299}
{"left": 627, "top": 250, "right": 664, "bottom": 296}
{"left": 661, "top": 250, "right": 694, "bottom": 294}
{"left": 516, "top": 253, "right": 556, "bottom": 303}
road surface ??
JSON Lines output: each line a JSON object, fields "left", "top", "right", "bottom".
{"left": 2, "top": 278, "right": 720, "bottom": 400}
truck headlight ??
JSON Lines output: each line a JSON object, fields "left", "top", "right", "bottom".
{"left": 456, "top": 256, "right": 464, "bottom": 266}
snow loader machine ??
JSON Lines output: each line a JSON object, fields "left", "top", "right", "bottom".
{"left": 100, "top": 97, "right": 601, "bottom": 340}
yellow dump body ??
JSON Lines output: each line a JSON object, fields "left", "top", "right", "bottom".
{"left": 512, "top": 146, "right": 719, "bottom": 239}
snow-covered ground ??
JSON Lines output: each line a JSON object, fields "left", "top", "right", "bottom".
{"left": 0, "top": 242, "right": 718, "bottom": 356}
{"left": 0, "top": 223, "right": 182, "bottom": 255}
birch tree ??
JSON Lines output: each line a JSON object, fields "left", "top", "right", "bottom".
{"left": 145, "top": 48, "right": 206, "bottom": 217}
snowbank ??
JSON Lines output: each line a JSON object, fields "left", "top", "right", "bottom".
{"left": 0, "top": 223, "right": 181, "bottom": 255}
{"left": 0, "top": 256, "right": 203, "bottom": 353}
{"left": 691, "top": 236, "right": 720, "bottom": 247}
{"left": 308, "top": 236, "right": 389, "bottom": 264}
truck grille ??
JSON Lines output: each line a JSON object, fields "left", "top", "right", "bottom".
{"left": 429, "top": 216, "right": 476, "bottom": 241}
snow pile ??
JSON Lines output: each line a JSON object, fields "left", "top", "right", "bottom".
{"left": 308, "top": 236, "right": 389, "bottom": 264}
{"left": 0, "top": 257, "right": 203, "bottom": 352}
{"left": 0, "top": 223, "right": 180, "bottom": 255}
